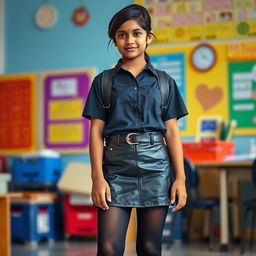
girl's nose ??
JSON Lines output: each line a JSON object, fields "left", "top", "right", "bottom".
{"left": 126, "top": 35, "right": 134, "bottom": 44}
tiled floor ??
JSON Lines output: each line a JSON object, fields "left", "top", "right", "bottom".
{"left": 11, "top": 240, "right": 256, "bottom": 256}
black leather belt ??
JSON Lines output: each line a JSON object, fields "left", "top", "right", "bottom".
{"left": 106, "top": 132, "right": 164, "bottom": 145}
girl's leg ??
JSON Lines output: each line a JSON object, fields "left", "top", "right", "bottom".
{"left": 136, "top": 206, "right": 169, "bottom": 256}
{"left": 97, "top": 206, "right": 132, "bottom": 256}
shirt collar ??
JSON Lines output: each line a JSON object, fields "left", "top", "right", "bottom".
{"left": 111, "top": 58, "right": 158, "bottom": 78}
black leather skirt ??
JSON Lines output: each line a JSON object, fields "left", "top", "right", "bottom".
{"left": 103, "top": 132, "right": 174, "bottom": 208}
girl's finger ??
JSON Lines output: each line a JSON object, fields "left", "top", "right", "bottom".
{"left": 173, "top": 195, "right": 186, "bottom": 211}
{"left": 106, "top": 189, "right": 111, "bottom": 202}
{"left": 170, "top": 189, "right": 176, "bottom": 205}
{"left": 99, "top": 192, "right": 109, "bottom": 210}
{"left": 94, "top": 195, "right": 100, "bottom": 207}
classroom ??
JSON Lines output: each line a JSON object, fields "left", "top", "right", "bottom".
{"left": 0, "top": 0, "right": 256, "bottom": 256}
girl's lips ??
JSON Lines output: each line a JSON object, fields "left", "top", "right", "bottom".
{"left": 125, "top": 47, "right": 137, "bottom": 51}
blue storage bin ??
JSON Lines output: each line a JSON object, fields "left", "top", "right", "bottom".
{"left": 13, "top": 157, "right": 62, "bottom": 184}
{"left": 162, "top": 208, "right": 186, "bottom": 243}
{"left": 11, "top": 202, "right": 56, "bottom": 243}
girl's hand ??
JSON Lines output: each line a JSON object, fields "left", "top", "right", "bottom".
{"left": 170, "top": 178, "right": 187, "bottom": 212}
{"left": 91, "top": 177, "right": 111, "bottom": 210}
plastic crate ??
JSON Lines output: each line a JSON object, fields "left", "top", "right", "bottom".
{"left": 182, "top": 141, "right": 234, "bottom": 163}
{"left": 11, "top": 203, "right": 55, "bottom": 243}
{"left": 64, "top": 194, "right": 97, "bottom": 236}
{"left": 11, "top": 192, "right": 62, "bottom": 243}
{"left": 12, "top": 157, "right": 62, "bottom": 184}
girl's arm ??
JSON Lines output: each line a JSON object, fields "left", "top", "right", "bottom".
{"left": 164, "top": 118, "right": 187, "bottom": 212}
{"left": 90, "top": 117, "right": 111, "bottom": 210}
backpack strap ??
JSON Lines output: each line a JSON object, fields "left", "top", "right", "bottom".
{"left": 101, "top": 69, "right": 114, "bottom": 109}
{"left": 156, "top": 69, "right": 169, "bottom": 111}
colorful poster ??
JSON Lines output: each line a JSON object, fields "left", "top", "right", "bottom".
{"left": 150, "top": 52, "right": 187, "bottom": 130}
{"left": 41, "top": 69, "right": 94, "bottom": 153}
{"left": 135, "top": 0, "right": 256, "bottom": 44}
{"left": 228, "top": 61, "right": 256, "bottom": 133}
{"left": 0, "top": 74, "right": 36, "bottom": 154}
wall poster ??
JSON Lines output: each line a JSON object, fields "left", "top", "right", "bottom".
{"left": 228, "top": 61, "right": 256, "bottom": 134}
{"left": 150, "top": 52, "right": 187, "bottom": 130}
{"left": 135, "top": 0, "right": 256, "bottom": 44}
{"left": 0, "top": 74, "right": 36, "bottom": 154}
{"left": 40, "top": 68, "right": 94, "bottom": 153}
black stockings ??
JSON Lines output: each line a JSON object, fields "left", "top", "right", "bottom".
{"left": 136, "top": 207, "right": 169, "bottom": 255}
{"left": 97, "top": 207, "right": 132, "bottom": 256}
{"left": 97, "top": 206, "right": 169, "bottom": 256}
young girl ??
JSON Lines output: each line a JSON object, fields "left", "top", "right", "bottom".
{"left": 83, "top": 4, "right": 188, "bottom": 256}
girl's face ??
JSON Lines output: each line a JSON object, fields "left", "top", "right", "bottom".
{"left": 114, "top": 19, "right": 153, "bottom": 61}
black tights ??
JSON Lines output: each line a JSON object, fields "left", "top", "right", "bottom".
{"left": 97, "top": 206, "right": 169, "bottom": 256}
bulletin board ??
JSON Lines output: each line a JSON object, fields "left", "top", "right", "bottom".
{"left": 0, "top": 74, "right": 36, "bottom": 154}
{"left": 135, "top": 0, "right": 256, "bottom": 44}
{"left": 228, "top": 61, "right": 256, "bottom": 134}
{"left": 148, "top": 43, "right": 229, "bottom": 136}
{"left": 40, "top": 68, "right": 94, "bottom": 153}
{"left": 149, "top": 42, "right": 256, "bottom": 136}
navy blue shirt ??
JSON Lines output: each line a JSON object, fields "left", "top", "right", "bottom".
{"left": 82, "top": 60, "right": 188, "bottom": 136}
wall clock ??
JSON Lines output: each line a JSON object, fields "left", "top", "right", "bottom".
{"left": 35, "top": 5, "right": 57, "bottom": 29}
{"left": 190, "top": 43, "right": 217, "bottom": 72}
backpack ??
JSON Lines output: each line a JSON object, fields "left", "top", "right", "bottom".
{"left": 101, "top": 69, "right": 169, "bottom": 112}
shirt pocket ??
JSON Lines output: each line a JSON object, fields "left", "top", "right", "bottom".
{"left": 111, "top": 83, "right": 133, "bottom": 109}
{"left": 148, "top": 86, "right": 162, "bottom": 115}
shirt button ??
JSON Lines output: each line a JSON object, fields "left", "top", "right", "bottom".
{"left": 134, "top": 86, "right": 138, "bottom": 90}
{"left": 135, "top": 122, "right": 139, "bottom": 126}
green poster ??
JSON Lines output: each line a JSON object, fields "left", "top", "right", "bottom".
{"left": 228, "top": 61, "right": 256, "bottom": 129}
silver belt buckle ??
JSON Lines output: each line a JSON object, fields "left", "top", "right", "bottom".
{"left": 126, "top": 133, "right": 139, "bottom": 145}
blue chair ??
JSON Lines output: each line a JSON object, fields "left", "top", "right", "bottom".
{"left": 184, "top": 157, "right": 233, "bottom": 251}
{"left": 241, "top": 159, "right": 256, "bottom": 254}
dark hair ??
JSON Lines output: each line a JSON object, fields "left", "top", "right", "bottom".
{"left": 108, "top": 4, "right": 153, "bottom": 59}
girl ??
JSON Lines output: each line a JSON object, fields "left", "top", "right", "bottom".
{"left": 83, "top": 4, "right": 188, "bottom": 256}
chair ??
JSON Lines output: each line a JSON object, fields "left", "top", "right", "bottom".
{"left": 184, "top": 157, "right": 232, "bottom": 251}
{"left": 240, "top": 159, "right": 256, "bottom": 254}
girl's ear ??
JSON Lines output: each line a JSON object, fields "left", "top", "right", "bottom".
{"left": 146, "top": 31, "right": 154, "bottom": 45}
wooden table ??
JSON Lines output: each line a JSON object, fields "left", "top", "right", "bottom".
{"left": 195, "top": 160, "right": 253, "bottom": 252}
{"left": 0, "top": 193, "right": 23, "bottom": 256}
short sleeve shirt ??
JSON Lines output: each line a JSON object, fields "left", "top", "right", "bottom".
{"left": 82, "top": 60, "right": 188, "bottom": 136}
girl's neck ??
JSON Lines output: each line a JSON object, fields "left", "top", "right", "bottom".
{"left": 121, "top": 56, "right": 147, "bottom": 77}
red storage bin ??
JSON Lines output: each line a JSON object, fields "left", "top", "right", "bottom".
{"left": 64, "top": 194, "right": 97, "bottom": 236}
{"left": 0, "top": 156, "right": 7, "bottom": 172}
{"left": 182, "top": 140, "right": 234, "bottom": 163}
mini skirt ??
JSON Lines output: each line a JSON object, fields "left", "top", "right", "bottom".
{"left": 103, "top": 132, "right": 174, "bottom": 208}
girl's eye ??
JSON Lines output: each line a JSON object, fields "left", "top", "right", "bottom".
{"left": 118, "top": 33, "right": 126, "bottom": 38}
{"left": 133, "top": 31, "right": 142, "bottom": 37}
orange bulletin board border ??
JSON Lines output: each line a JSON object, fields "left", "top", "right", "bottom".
{"left": 0, "top": 73, "right": 36, "bottom": 154}
{"left": 39, "top": 68, "right": 95, "bottom": 154}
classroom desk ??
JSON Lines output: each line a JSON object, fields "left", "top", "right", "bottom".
{"left": 0, "top": 193, "right": 23, "bottom": 256}
{"left": 195, "top": 160, "right": 253, "bottom": 252}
